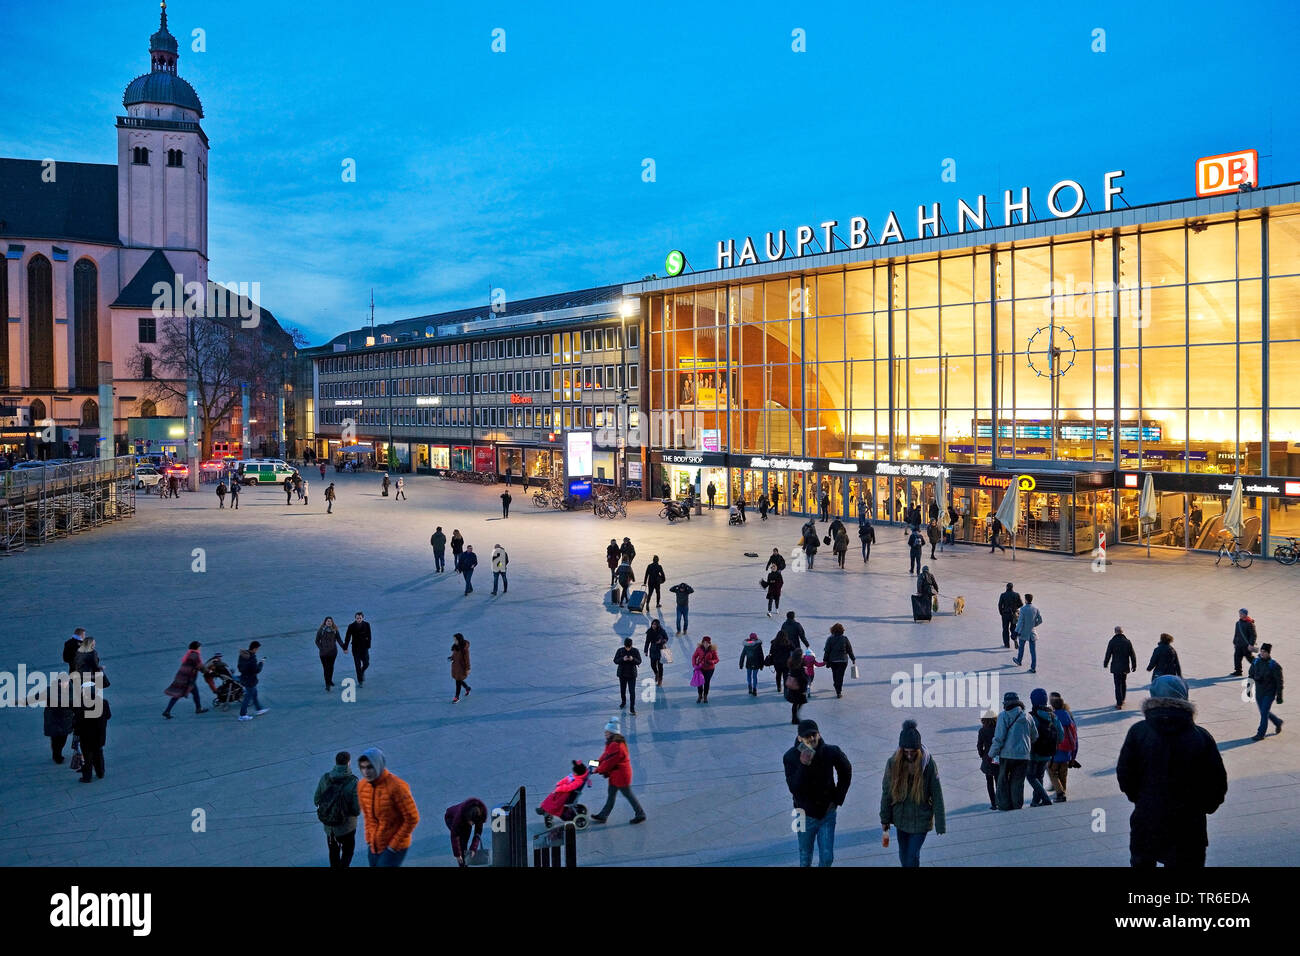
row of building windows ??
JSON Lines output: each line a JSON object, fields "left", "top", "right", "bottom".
{"left": 129, "top": 147, "right": 184, "bottom": 167}
{"left": 318, "top": 325, "right": 640, "bottom": 376}
{"left": 0, "top": 255, "right": 99, "bottom": 390}
{"left": 319, "top": 403, "right": 641, "bottom": 431}
{"left": 319, "top": 364, "right": 639, "bottom": 399}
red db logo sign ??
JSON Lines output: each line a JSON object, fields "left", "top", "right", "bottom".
{"left": 1196, "top": 149, "right": 1258, "bottom": 197}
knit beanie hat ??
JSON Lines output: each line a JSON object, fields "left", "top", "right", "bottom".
{"left": 796, "top": 719, "right": 819, "bottom": 736}
{"left": 899, "top": 719, "right": 922, "bottom": 750}
{"left": 1149, "top": 675, "right": 1189, "bottom": 700}
{"left": 603, "top": 717, "right": 621, "bottom": 735}
{"left": 1030, "top": 688, "right": 1048, "bottom": 707}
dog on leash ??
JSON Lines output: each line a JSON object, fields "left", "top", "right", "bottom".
{"left": 953, "top": 596, "right": 966, "bottom": 615}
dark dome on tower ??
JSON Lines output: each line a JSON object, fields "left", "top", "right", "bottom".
{"left": 122, "top": 2, "right": 204, "bottom": 117}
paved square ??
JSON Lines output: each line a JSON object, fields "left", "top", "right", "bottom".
{"left": 1, "top": 474, "right": 1295, "bottom": 866}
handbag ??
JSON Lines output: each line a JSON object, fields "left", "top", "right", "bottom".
{"left": 468, "top": 847, "right": 491, "bottom": 866}
{"left": 69, "top": 752, "right": 84, "bottom": 772}
{"left": 690, "top": 667, "right": 704, "bottom": 688}
{"left": 850, "top": 662, "right": 860, "bottom": 680}
{"left": 784, "top": 674, "right": 801, "bottom": 692}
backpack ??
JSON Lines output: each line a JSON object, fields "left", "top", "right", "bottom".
{"left": 1059, "top": 715, "right": 1078, "bottom": 757}
{"left": 1035, "top": 709, "right": 1062, "bottom": 753}
{"left": 316, "top": 777, "right": 351, "bottom": 826}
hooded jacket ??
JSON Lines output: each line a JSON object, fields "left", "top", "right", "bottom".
{"left": 313, "top": 763, "right": 360, "bottom": 837}
{"left": 1233, "top": 616, "right": 1257, "bottom": 651}
{"left": 450, "top": 640, "right": 471, "bottom": 681}
{"left": 692, "top": 642, "right": 719, "bottom": 672}
{"left": 1104, "top": 633, "right": 1138, "bottom": 674}
{"left": 356, "top": 748, "right": 420, "bottom": 853}
{"left": 783, "top": 738, "right": 852, "bottom": 819}
{"left": 740, "top": 636, "right": 765, "bottom": 669}
{"left": 1116, "top": 696, "right": 1227, "bottom": 857}
{"left": 595, "top": 734, "right": 633, "bottom": 788}
{"left": 444, "top": 798, "right": 488, "bottom": 858}
{"left": 879, "top": 750, "right": 946, "bottom": 835}
{"left": 987, "top": 700, "right": 1036, "bottom": 761}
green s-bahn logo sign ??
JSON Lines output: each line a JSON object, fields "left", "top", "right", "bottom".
{"left": 665, "top": 250, "right": 685, "bottom": 277}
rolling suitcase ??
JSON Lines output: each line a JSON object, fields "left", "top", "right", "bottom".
{"left": 627, "top": 590, "right": 648, "bottom": 614}
{"left": 911, "top": 593, "right": 932, "bottom": 622}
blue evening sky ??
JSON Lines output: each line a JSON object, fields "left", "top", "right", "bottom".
{"left": 3, "top": 1, "right": 1296, "bottom": 341}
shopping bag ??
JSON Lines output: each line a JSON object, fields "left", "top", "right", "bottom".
{"left": 663, "top": 645, "right": 674, "bottom": 664}
{"left": 850, "top": 662, "right": 860, "bottom": 680}
{"left": 689, "top": 667, "right": 704, "bottom": 688}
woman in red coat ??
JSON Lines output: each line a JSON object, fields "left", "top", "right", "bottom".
{"left": 692, "top": 636, "right": 720, "bottom": 703}
{"left": 591, "top": 718, "right": 646, "bottom": 825}
{"left": 163, "top": 642, "right": 209, "bottom": 718}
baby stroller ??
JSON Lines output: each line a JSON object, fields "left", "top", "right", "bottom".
{"left": 203, "top": 654, "right": 243, "bottom": 711}
{"left": 536, "top": 761, "right": 593, "bottom": 830}
{"left": 728, "top": 504, "right": 744, "bottom": 526}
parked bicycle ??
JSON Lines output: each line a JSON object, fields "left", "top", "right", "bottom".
{"left": 1274, "top": 536, "right": 1299, "bottom": 566}
{"left": 1216, "top": 536, "right": 1254, "bottom": 568}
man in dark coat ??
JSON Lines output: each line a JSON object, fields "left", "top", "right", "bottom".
{"left": 783, "top": 719, "right": 852, "bottom": 867}
{"left": 642, "top": 555, "right": 666, "bottom": 609}
{"left": 619, "top": 538, "right": 636, "bottom": 577}
{"left": 345, "top": 613, "right": 372, "bottom": 684}
{"left": 458, "top": 545, "right": 478, "bottom": 595}
{"left": 500, "top": 490, "right": 511, "bottom": 518}
{"left": 1232, "top": 608, "right": 1257, "bottom": 676}
{"left": 858, "top": 520, "right": 875, "bottom": 563}
{"left": 614, "top": 638, "right": 642, "bottom": 715}
{"left": 1116, "top": 675, "right": 1227, "bottom": 868}
{"left": 989, "top": 515, "right": 1007, "bottom": 553}
{"left": 74, "top": 681, "right": 111, "bottom": 782}
{"left": 431, "top": 527, "right": 447, "bottom": 573}
{"left": 1103, "top": 625, "right": 1139, "bottom": 709}
{"left": 1248, "top": 644, "right": 1284, "bottom": 740}
{"left": 766, "top": 548, "right": 786, "bottom": 573}
{"left": 907, "top": 527, "right": 925, "bottom": 574}
{"left": 779, "top": 611, "right": 809, "bottom": 654}
{"left": 997, "top": 583, "right": 1023, "bottom": 649}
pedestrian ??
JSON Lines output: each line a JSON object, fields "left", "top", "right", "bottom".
{"left": 737, "top": 496, "right": 747, "bottom": 523}
{"left": 619, "top": 537, "right": 636, "bottom": 577}
{"left": 319, "top": 462, "right": 326, "bottom": 481}
{"left": 944, "top": 504, "right": 958, "bottom": 548}
{"left": 73, "top": 680, "right": 111, "bottom": 783}
{"left": 802, "top": 523, "right": 820, "bottom": 569}
{"left": 799, "top": 651, "right": 825, "bottom": 697}
{"left": 314, "top": 751, "right": 361, "bottom": 868}
{"left": 1116, "top": 675, "right": 1227, "bottom": 867}
{"left": 73, "top": 634, "right": 100, "bottom": 677}
{"left": 771, "top": 484, "right": 781, "bottom": 515}
{"left": 316, "top": 616, "right": 344, "bottom": 690}
{"left": 216, "top": 480, "right": 227, "bottom": 508}
{"left": 450, "top": 633, "right": 471, "bottom": 703}
{"left": 769, "top": 629, "right": 793, "bottom": 696}
{"left": 1103, "top": 625, "right": 1139, "bottom": 709}
{"left": 706, "top": 480, "right": 716, "bottom": 509}
{"left": 785, "top": 655, "right": 810, "bottom": 724}
{"left": 977, "top": 708, "right": 999, "bottom": 811}
{"left": 642, "top": 554, "right": 666, "bottom": 609}
{"left": 827, "top": 514, "right": 845, "bottom": 544}
{"left": 499, "top": 489, "right": 511, "bottom": 517}
{"left": 356, "top": 748, "right": 420, "bottom": 866}
{"left": 615, "top": 637, "right": 642, "bottom": 714}
{"left": 1146, "top": 632, "right": 1182, "bottom": 680}
{"left": 997, "top": 583, "right": 1023, "bottom": 649}
{"left": 1232, "top": 608, "right": 1257, "bottom": 676}
{"left": 323, "top": 482, "right": 334, "bottom": 513}
{"left": 670, "top": 581, "right": 694, "bottom": 634}
{"left": 758, "top": 492, "right": 769, "bottom": 520}
{"left": 858, "top": 519, "right": 875, "bottom": 562}
{"left": 1011, "top": 593, "right": 1042, "bottom": 673}
{"left": 779, "top": 610, "right": 810, "bottom": 654}
{"left": 395, "top": 476, "right": 406, "bottom": 501}
{"left": 485, "top": 543, "right": 509, "bottom": 595}
{"left": 764, "top": 567, "right": 783, "bottom": 616}
{"left": 740, "top": 632, "right": 765, "bottom": 696}
{"left": 162, "top": 641, "right": 209, "bottom": 718}
{"left": 917, "top": 565, "right": 939, "bottom": 615}
{"left": 822, "top": 623, "right": 856, "bottom": 699}
{"left": 62, "top": 628, "right": 83, "bottom": 672}
{"left": 236, "top": 641, "right": 268, "bottom": 720}
{"left": 611, "top": 557, "right": 632, "bottom": 607}
{"left": 644, "top": 619, "right": 668, "bottom": 686}
{"left": 1248, "top": 644, "right": 1284, "bottom": 740}
{"left": 989, "top": 514, "right": 1007, "bottom": 553}
{"left": 42, "top": 674, "right": 77, "bottom": 764}
{"left": 832, "top": 526, "right": 849, "bottom": 568}
{"left": 606, "top": 538, "right": 620, "bottom": 586}
{"left": 692, "top": 635, "right": 719, "bottom": 703}
{"left": 765, "top": 547, "right": 786, "bottom": 573}
{"left": 818, "top": 490, "right": 830, "bottom": 521}
{"left": 301, "top": 477, "right": 309, "bottom": 505}
{"left": 591, "top": 718, "right": 646, "bottom": 824}
{"left": 1026, "top": 688, "right": 1061, "bottom": 807}
{"left": 1047, "top": 692, "right": 1078, "bottom": 802}
{"left": 451, "top": 529, "right": 465, "bottom": 567}
{"left": 431, "top": 526, "right": 447, "bottom": 573}
{"left": 458, "top": 544, "right": 478, "bottom": 594}
{"left": 381, "top": 474, "right": 390, "bottom": 497}
{"left": 169, "top": 473, "right": 180, "bottom": 498}
{"left": 294, "top": 473, "right": 304, "bottom": 500}
{"left": 344, "top": 612, "right": 372, "bottom": 686}
{"left": 445, "top": 798, "right": 488, "bottom": 867}
{"left": 285, "top": 475, "right": 294, "bottom": 505}
{"left": 926, "top": 520, "right": 940, "bottom": 560}
{"left": 783, "top": 719, "right": 852, "bottom": 867}
{"left": 880, "top": 720, "right": 946, "bottom": 867}
{"left": 988, "top": 690, "right": 1034, "bottom": 810}
{"left": 906, "top": 526, "right": 925, "bottom": 574}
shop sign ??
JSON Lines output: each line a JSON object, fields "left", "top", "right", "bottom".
{"left": 875, "top": 462, "right": 950, "bottom": 479}
{"left": 509, "top": 394, "right": 533, "bottom": 404}
{"left": 660, "top": 451, "right": 707, "bottom": 465}
{"left": 748, "top": 456, "right": 814, "bottom": 471}
{"left": 415, "top": 397, "right": 441, "bottom": 406}
{"left": 474, "top": 447, "right": 495, "bottom": 472}
{"left": 827, "top": 461, "right": 858, "bottom": 473}
{"left": 713, "top": 171, "right": 1125, "bottom": 269}
{"left": 1196, "top": 149, "right": 1258, "bottom": 197}
{"left": 335, "top": 399, "right": 363, "bottom": 407}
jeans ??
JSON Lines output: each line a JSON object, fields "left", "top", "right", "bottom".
{"left": 327, "top": 830, "right": 356, "bottom": 868}
{"left": 353, "top": 648, "right": 370, "bottom": 684}
{"left": 1113, "top": 672, "right": 1128, "bottom": 706}
{"left": 321, "top": 655, "right": 337, "bottom": 688}
{"left": 619, "top": 675, "right": 637, "bottom": 708}
{"left": 164, "top": 684, "right": 202, "bottom": 714}
{"left": 1014, "top": 637, "right": 1037, "bottom": 669}
{"left": 597, "top": 782, "right": 645, "bottom": 819}
{"left": 1028, "top": 757, "right": 1052, "bottom": 805}
{"left": 796, "top": 806, "right": 836, "bottom": 867}
{"left": 239, "top": 684, "right": 262, "bottom": 716}
{"left": 861, "top": 541, "right": 870, "bottom": 561}
{"left": 676, "top": 606, "right": 688, "bottom": 632}
{"left": 434, "top": 549, "right": 445, "bottom": 572}
{"left": 1256, "top": 693, "right": 1282, "bottom": 736}
{"left": 492, "top": 570, "right": 507, "bottom": 594}
{"left": 896, "top": 829, "right": 928, "bottom": 867}
{"left": 995, "top": 759, "right": 1028, "bottom": 809}
{"left": 1000, "top": 613, "right": 1017, "bottom": 648}
{"left": 745, "top": 667, "right": 759, "bottom": 692}
{"left": 828, "top": 661, "right": 848, "bottom": 695}
{"left": 909, "top": 549, "right": 921, "bottom": 573}
{"left": 367, "top": 847, "right": 408, "bottom": 867}
{"left": 231, "top": 493, "right": 239, "bottom": 508}
{"left": 463, "top": 568, "right": 474, "bottom": 593}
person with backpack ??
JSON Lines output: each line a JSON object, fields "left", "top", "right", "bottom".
{"left": 988, "top": 690, "right": 1035, "bottom": 810}
{"left": 740, "top": 632, "right": 765, "bottom": 696}
{"left": 880, "top": 720, "right": 946, "bottom": 867}
{"left": 977, "top": 708, "right": 999, "bottom": 811}
{"left": 490, "top": 543, "right": 509, "bottom": 595}
{"left": 997, "top": 583, "right": 1023, "bottom": 649}
{"left": 1248, "top": 644, "right": 1284, "bottom": 740}
{"left": 449, "top": 633, "right": 471, "bottom": 703}
{"left": 906, "top": 526, "right": 925, "bottom": 574}
{"left": 431, "top": 527, "right": 447, "bottom": 573}
{"left": 1232, "top": 608, "right": 1258, "bottom": 676}
{"left": 1026, "top": 688, "right": 1061, "bottom": 807}
{"left": 644, "top": 619, "right": 669, "bottom": 686}
{"left": 822, "top": 623, "right": 856, "bottom": 699}
{"left": 858, "top": 520, "right": 875, "bottom": 563}
{"left": 444, "top": 798, "right": 488, "bottom": 867}
{"left": 1104, "top": 625, "right": 1140, "bottom": 709}
{"left": 642, "top": 555, "right": 666, "bottom": 609}
{"left": 356, "top": 748, "right": 420, "bottom": 866}
{"left": 314, "top": 751, "right": 361, "bottom": 868}
{"left": 1047, "top": 692, "right": 1078, "bottom": 802}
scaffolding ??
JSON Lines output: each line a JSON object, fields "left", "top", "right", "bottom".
{"left": 0, "top": 456, "right": 136, "bottom": 554}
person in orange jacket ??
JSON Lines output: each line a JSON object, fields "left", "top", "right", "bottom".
{"left": 356, "top": 747, "right": 420, "bottom": 866}
{"left": 590, "top": 718, "right": 646, "bottom": 825}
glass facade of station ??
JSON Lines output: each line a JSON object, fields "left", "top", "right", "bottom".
{"left": 636, "top": 196, "right": 1300, "bottom": 555}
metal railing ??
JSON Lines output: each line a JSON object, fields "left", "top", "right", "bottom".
{"left": 1, "top": 456, "right": 137, "bottom": 553}
{"left": 490, "top": 786, "right": 529, "bottom": 868}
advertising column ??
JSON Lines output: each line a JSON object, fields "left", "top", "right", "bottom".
{"left": 566, "top": 430, "right": 593, "bottom": 501}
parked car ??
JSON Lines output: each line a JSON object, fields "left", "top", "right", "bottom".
{"left": 163, "top": 462, "right": 190, "bottom": 480}
{"left": 134, "top": 465, "right": 164, "bottom": 491}
{"left": 236, "top": 460, "right": 298, "bottom": 485}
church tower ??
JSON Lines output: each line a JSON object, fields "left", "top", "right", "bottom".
{"left": 117, "top": 2, "right": 208, "bottom": 267}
